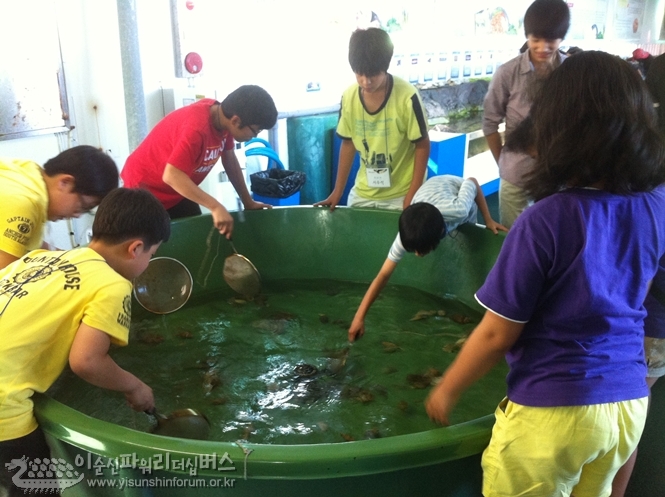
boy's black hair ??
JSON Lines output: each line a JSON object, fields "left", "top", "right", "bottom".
{"left": 221, "top": 85, "right": 278, "bottom": 131}
{"left": 399, "top": 203, "right": 446, "bottom": 255}
{"left": 524, "top": 50, "right": 665, "bottom": 200}
{"left": 523, "top": 0, "right": 570, "bottom": 40}
{"left": 348, "top": 28, "right": 393, "bottom": 76}
{"left": 43, "top": 145, "right": 119, "bottom": 198}
{"left": 92, "top": 188, "right": 170, "bottom": 247}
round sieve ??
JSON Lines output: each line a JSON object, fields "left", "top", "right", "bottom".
{"left": 223, "top": 240, "right": 261, "bottom": 298}
{"left": 133, "top": 257, "right": 193, "bottom": 314}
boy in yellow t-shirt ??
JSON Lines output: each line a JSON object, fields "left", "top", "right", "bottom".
{"left": 0, "top": 145, "right": 119, "bottom": 270}
{"left": 0, "top": 188, "right": 170, "bottom": 497}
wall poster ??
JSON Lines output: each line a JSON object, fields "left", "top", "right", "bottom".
{"left": 613, "top": 0, "right": 646, "bottom": 39}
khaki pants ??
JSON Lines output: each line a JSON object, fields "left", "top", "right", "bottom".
{"left": 346, "top": 187, "right": 405, "bottom": 211}
{"left": 499, "top": 179, "right": 532, "bottom": 228}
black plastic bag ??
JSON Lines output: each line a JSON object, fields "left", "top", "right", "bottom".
{"left": 250, "top": 169, "right": 306, "bottom": 198}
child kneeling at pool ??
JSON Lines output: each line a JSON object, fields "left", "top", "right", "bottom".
{"left": 425, "top": 51, "right": 665, "bottom": 496}
{"left": 348, "top": 174, "right": 507, "bottom": 342}
{"left": 0, "top": 188, "right": 170, "bottom": 497}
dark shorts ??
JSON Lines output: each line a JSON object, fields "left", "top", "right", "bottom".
{"left": 1, "top": 428, "right": 52, "bottom": 497}
{"left": 167, "top": 198, "right": 202, "bottom": 219}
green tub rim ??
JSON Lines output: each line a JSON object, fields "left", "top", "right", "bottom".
{"left": 35, "top": 207, "right": 506, "bottom": 481}
{"left": 35, "top": 393, "right": 494, "bottom": 479}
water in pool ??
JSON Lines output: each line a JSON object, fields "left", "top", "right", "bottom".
{"left": 49, "top": 279, "right": 508, "bottom": 444}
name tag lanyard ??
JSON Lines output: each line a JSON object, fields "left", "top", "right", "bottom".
{"left": 362, "top": 105, "right": 393, "bottom": 188}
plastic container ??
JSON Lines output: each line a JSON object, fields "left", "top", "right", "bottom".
{"left": 36, "top": 209, "right": 507, "bottom": 497}
{"left": 246, "top": 139, "right": 305, "bottom": 206}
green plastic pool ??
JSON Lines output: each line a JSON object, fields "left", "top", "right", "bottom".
{"left": 36, "top": 207, "right": 507, "bottom": 496}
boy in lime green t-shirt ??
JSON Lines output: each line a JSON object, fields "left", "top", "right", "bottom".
{"left": 315, "top": 27, "right": 430, "bottom": 211}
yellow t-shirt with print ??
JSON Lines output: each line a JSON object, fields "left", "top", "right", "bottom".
{"left": 0, "top": 159, "right": 49, "bottom": 258}
{"left": 0, "top": 247, "right": 132, "bottom": 441}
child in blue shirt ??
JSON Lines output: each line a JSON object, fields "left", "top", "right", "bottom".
{"left": 426, "top": 50, "right": 665, "bottom": 496}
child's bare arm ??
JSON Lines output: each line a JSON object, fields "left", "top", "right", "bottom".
{"left": 315, "top": 139, "right": 357, "bottom": 211}
{"left": 485, "top": 132, "right": 503, "bottom": 165}
{"left": 349, "top": 258, "right": 398, "bottom": 342}
{"left": 468, "top": 177, "right": 508, "bottom": 234}
{"left": 403, "top": 137, "right": 430, "bottom": 209}
{"left": 0, "top": 250, "right": 19, "bottom": 271}
{"left": 425, "top": 310, "right": 524, "bottom": 425}
{"left": 69, "top": 323, "right": 154, "bottom": 412}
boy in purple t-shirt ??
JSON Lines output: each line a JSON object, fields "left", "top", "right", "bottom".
{"left": 425, "top": 51, "right": 665, "bottom": 496}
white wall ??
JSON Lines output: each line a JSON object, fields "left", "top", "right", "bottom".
{"left": 0, "top": 0, "right": 129, "bottom": 249}
{"left": 1, "top": 0, "right": 662, "bottom": 249}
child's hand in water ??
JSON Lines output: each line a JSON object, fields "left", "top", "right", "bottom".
{"left": 348, "top": 318, "right": 365, "bottom": 342}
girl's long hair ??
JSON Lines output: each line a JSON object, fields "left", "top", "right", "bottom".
{"left": 524, "top": 50, "right": 665, "bottom": 201}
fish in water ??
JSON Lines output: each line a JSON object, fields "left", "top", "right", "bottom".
{"left": 325, "top": 357, "right": 347, "bottom": 376}
{"left": 324, "top": 347, "right": 350, "bottom": 359}
{"left": 268, "top": 311, "right": 298, "bottom": 320}
{"left": 341, "top": 385, "right": 375, "bottom": 404}
{"left": 406, "top": 367, "right": 441, "bottom": 389}
{"left": 253, "top": 294, "right": 269, "bottom": 307}
{"left": 138, "top": 333, "right": 164, "bottom": 345}
{"left": 364, "top": 428, "right": 382, "bottom": 439}
{"left": 443, "top": 336, "right": 468, "bottom": 353}
{"left": 406, "top": 374, "right": 432, "bottom": 389}
{"left": 251, "top": 319, "right": 286, "bottom": 334}
{"left": 296, "top": 380, "right": 326, "bottom": 403}
{"left": 176, "top": 330, "right": 194, "bottom": 339}
{"left": 450, "top": 313, "right": 474, "bottom": 324}
{"left": 251, "top": 311, "right": 299, "bottom": 335}
{"left": 266, "top": 382, "right": 280, "bottom": 392}
{"left": 192, "top": 358, "right": 218, "bottom": 370}
{"left": 410, "top": 309, "right": 447, "bottom": 321}
{"left": 410, "top": 310, "right": 437, "bottom": 321}
{"left": 371, "top": 384, "right": 389, "bottom": 397}
{"left": 240, "top": 424, "right": 254, "bottom": 441}
{"left": 294, "top": 364, "right": 318, "bottom": 377}
{"left": 203, "top": 369, "right": 221, "bottom": 394}
{"left": 330, "top": 318, "right": 350, "bottom": 329}
{"left": 321, "top": 347, "right": 350, "bottom": 375}
{"left": 381, "top": 341, "right": 400, "bottom": 353}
